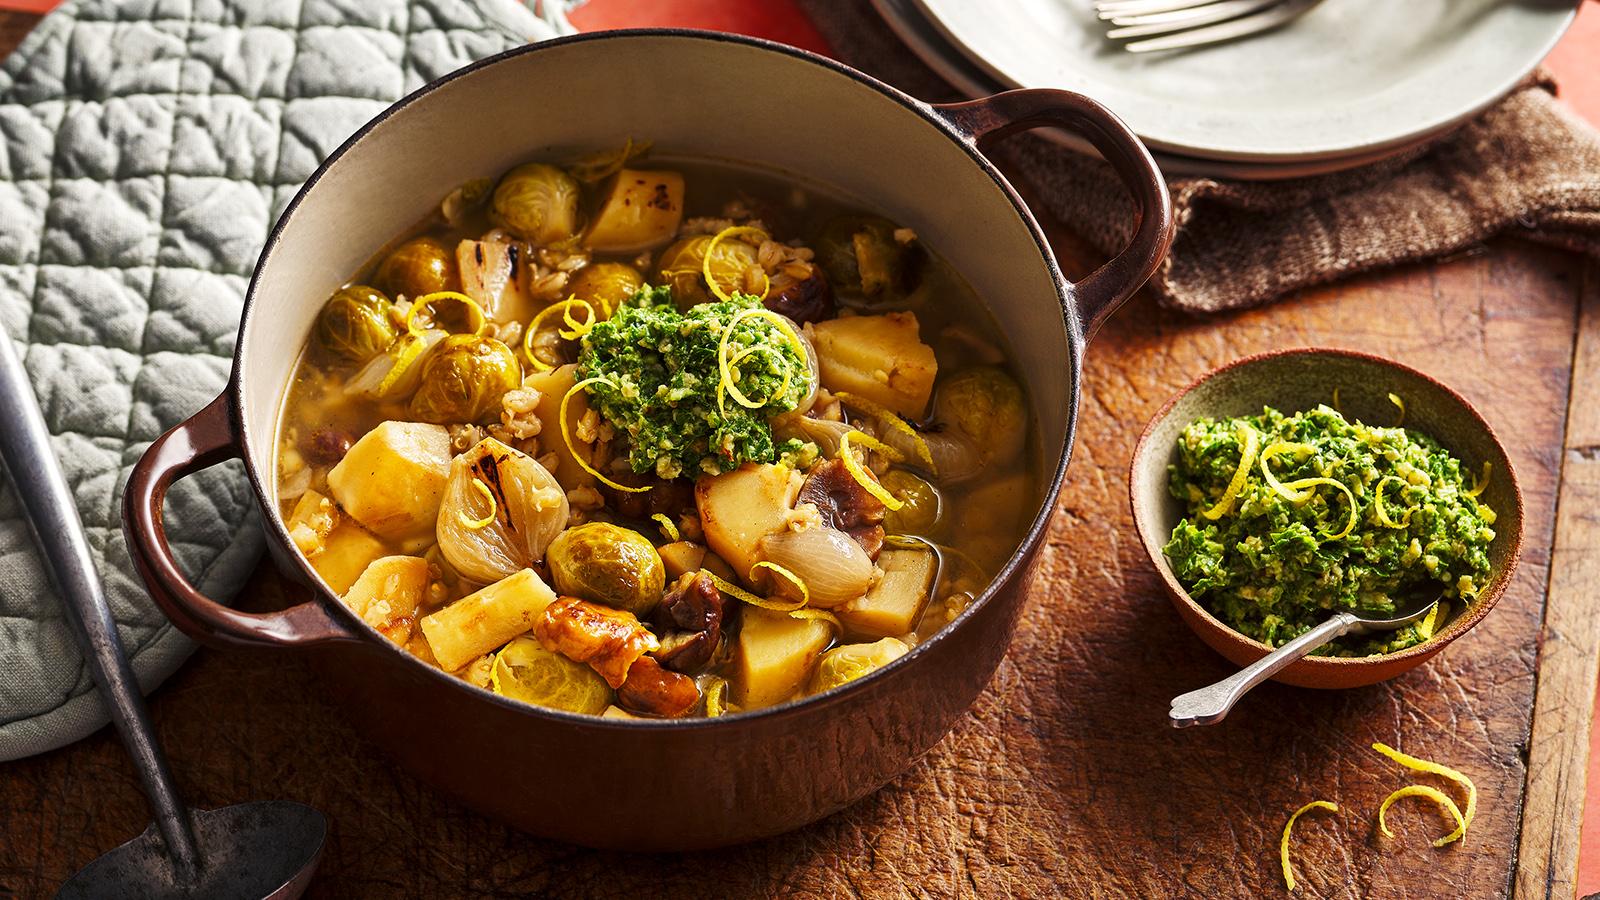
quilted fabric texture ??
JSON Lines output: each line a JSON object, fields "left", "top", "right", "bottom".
{"left": 0, "top": 0, "right": 571, "bottom": 761}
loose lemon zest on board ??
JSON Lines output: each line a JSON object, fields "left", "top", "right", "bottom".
{"left": 1467, "top": 461, "right": 1493, "bottom": 498}
{"left": 559, "top": 377, "right": 651, "bottom": 493}
{"left": 1371, "top": 742, "right": 1477, "bottom": 845}
{"left": 1259, "top": 441, "right": 1318, "bottom": 502}
{"left": 1201, "top": 423, "right": 1261, "bottom": 519}
{"left": 1281, "top": 800, "right": 1338, "bottom": 891}
{"left": 702, "top": 225, "right": 771, "bottom": 302}
{"left": 835, "top": 391, "right": 936, "bottom": 472}
{"left": 1377, "top": 785, "right": 1466, "bottom": 848}
{"left": 405, "top": 291, "right": 487, "bottom": 336}
{"left": 703, "top": 570, "right": 805, "bottom": 612}
{"left": 1375, "top": 475, "right": 1416, "bottom": 528}
{"left": 651, "top": 513, "right": 679, "bottom": 542}
{"left": 459, "top": 478, "right": 497, "bottom": 530}
{"left": 1388, "top": 392, "right": 1406, "bottom": 426}
{"left": 840, "top": 431, "right": 904, "bottom": 510}
{"left": 750, "top": 561, "right": 810, "bottom": 607}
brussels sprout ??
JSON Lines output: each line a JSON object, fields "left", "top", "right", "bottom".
{"left": 408, "top": 334, "right": 522, "bottom": 424}
{"left": 314, "top": 285, "right": 398, "bottom": 364}
{"left": 935, "top": 367, "right": 1027, "bottom": 466}
{"left": 492, "top": 635, "right": 612, "bottom": 715}
{"left": 492, "top": 162, "right": 582, "bottom": 245}
{"left": 375, "top": 236, "right": 458, "bottom": 300}
{"left": 808, "top": 637, "right": 910, "bottom": 694}
{"left": 655, "top": 234, "right": 759, "bottom": 308}
{"left": 547, "top": 522, "right": 667, "bottom": 617}
{"left": 567, "top": 262, "right": 644, "bottom": 311}
{"left": 880, "top": 470, "right": 941, "bottom": 535}
{"left": 814, "top": 215, "right": 917, "bottom": 298}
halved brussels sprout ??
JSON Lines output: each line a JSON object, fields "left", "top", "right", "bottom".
{"left": 408, "top": 334, "right": 522, "bottom": 424}
{"left": 814, "top": 215, "right": 917, "bottom": 298}
{"left": 547, "top": 522, "right": 667, "bottom": 617}
{"left": 935, "top": 367, "right": 1027, "bottom": 466}
{"left": 492, "top": 162, "right": 581, "bottom": 245}
{"left": 655, "top": 234, "right": 759, "bottom": 308}
{"left": 314, "top": 285, "right": 398, "bottom": 364}
{"left": 436, "top": 438, "right": 570, "bottom": 585}
{"left": 344, "top": 328, "right": 446, "bottom": 402}
{"left": 808, "top": 637, "right": 910, "bottom": 694}
{"left": 492, "top": 635, "right": 612, "bottom": 715}
{"left": 880, "top": 470, "right": 941, "bottom": 535}
{"left": 375, "top": 236, "right": 458, "bottom": 300}
{"left": 567, "top": 262, "right": 644, "bottom": 311}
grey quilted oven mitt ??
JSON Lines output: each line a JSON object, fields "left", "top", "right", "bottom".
{"left": 0, "top": 0, "right": 573, "bottom": 762}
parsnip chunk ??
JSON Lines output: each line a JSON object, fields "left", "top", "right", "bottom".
{"left": 810, "top": 312, "right": 937, "bottom": 418}
{"left": 695, "top": 463, "right": 802, "bottom": 584}
{"left": 327, "top": 421, "right": 451, "bottom": 551}
{"left": 309, "top": 521, "right": 389, "bottom": 596}
{"left": 583, "top": 169, "right": 685, "bottom": 253}
{"left": 838, "top": 548, "right": 936, "bottom": 638}
{"left": 733, "top": 606, "right": 834, "bottom": 708}
{"left": 342, "top": 555, "right": 431, "bottom": 645}
{"left": 420, "top": 568, "right": 558, "bottom": 672}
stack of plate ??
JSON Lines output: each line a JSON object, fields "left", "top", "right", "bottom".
{"left": 873, "top": 0, "right": 1577, "bottom": 180}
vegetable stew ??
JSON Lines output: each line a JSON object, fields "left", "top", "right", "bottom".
{"left": 275, "top": 144, "right": 1036, "bottom": 718}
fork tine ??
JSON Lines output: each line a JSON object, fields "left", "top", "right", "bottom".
{"left": 1120, "top": 0, "right": 1319, "bottom": 51}
{"left": 1106, "top": 0, "right": 1277, "bottom": 36}
{"left": 1094, "top": 0, "right": 1218, "bottom": 18}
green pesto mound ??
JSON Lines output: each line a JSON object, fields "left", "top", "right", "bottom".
{"left": 1163, "top": 404, "right": 1495, "bottom": 657}
{"left": 577, "top": 286, "right": 812, "bottom": 480}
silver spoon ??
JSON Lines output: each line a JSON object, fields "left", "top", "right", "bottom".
{"left": 1169, "top": 593, "right": 1440, "bottom": 727}
{"left": 0, "top": 333, "right": 328, "bottom": 899}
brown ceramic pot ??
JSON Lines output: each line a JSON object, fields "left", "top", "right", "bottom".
{"left": 1128, "top": 348, "right": 1523, "bottom": 690}
{"left": 121, "top": 31, "right": 1175, "bottom": 850}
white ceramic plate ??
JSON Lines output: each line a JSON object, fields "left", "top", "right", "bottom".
{"left": 910, "top": 0, "right": 1576, "bottom": 162}
{"left": 870, "top": 0, "right": 1448, "bottom": 180}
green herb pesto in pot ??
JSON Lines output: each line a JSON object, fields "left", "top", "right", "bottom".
{"left": 1163, "top": 404, "right": 1495, "bottom": 656}
{"left": 578, "top": 285, "right": 815, "bottom": 479}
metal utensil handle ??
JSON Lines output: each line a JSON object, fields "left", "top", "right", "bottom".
{"left": 1169, "top": 611, "right": 1362, "bottom": 727}
{"left": 0, "top": 336, "right": 201, "bottom": 881}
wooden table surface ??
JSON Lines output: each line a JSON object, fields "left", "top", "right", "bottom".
{"left": 2, "top": 4, "right": 1599, "bottom": 898}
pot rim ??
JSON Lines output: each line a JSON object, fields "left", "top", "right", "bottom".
{"left": 1127, "top": 345, "right": 1524, "bottom": 670}
{"left": 232, "top": 28, "right": 1084, "bottom": 728}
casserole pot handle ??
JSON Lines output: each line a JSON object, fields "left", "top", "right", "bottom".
{"left": 932, "top": 90, "right": 1174, "bottom": 337}
{"left": 122, "top": 391, "right": 359, "bottom": 649}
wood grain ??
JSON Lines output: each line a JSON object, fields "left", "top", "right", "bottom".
{"left": 0, "top": 233, "right": 1582, "bottom": 899}
{"left": 1517, "top": 261, "right": 1600, "bottom": 900}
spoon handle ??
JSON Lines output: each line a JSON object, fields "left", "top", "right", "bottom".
{"left": 1169, "top": 611, "right": 1362, "bottom": 727}
{"left": 0, "top": 334, "right": 201, "bottom": 880}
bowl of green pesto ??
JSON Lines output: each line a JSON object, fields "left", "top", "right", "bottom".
{"left": 1129, "top": 349, "right": 1522, "bottom": 689}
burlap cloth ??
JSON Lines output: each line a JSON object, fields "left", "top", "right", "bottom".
{"left": 800, "top": 2, "right": 1600, "bottom": 313}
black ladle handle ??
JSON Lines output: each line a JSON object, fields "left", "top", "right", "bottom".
{"left": 0, "top": 333, "right": 201, "bottom": 882}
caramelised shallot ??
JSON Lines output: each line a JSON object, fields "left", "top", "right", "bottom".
{"left": 757, "top": 527, "right": 874, "bottom": 609}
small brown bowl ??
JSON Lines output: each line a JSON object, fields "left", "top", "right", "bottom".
{"left": 1129, "top": 348, "right": 1523, "bottom": 689}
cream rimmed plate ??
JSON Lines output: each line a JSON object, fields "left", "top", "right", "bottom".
{"left": 910, "top": 0, "right": 1576, "bottom": 162}
{"left": 872, "top": 0, "right": 1453, "bottom": 180}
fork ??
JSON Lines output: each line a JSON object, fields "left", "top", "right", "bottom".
{"left": 1095, "top": 0, "right": 1322, "bottom": 53}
